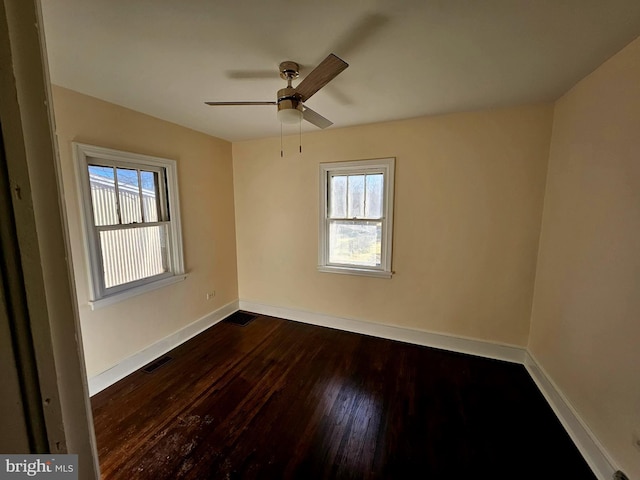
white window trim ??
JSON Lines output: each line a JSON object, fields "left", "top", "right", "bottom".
{"left": 73, "top": 143, "right": 186, "bottom": 309}
{"left": 318, "top": 158, "right": 395, "bottom": 278}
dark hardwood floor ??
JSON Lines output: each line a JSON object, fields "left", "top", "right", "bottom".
{"left": 91, "top": 314, "right": 595, "bottom": 479}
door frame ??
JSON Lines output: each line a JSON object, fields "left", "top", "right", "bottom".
{"left": 0, "top": 0, "right": 99, "bottom": 477}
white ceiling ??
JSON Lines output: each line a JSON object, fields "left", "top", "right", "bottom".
{"left": 41, "top": 0, "right": 640, "bottom": 142}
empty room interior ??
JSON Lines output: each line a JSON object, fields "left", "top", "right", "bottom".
{"left": 2, "top": 0, "right": 640, "bottom": 479}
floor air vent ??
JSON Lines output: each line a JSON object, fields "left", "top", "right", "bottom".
{"left": 224, "top": 311, "right": 257, "bottom": 326}
{"left": 142, "top": 355, "right": 172, "bottom": 373}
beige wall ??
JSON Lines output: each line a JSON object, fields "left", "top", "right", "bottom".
{"left": 51, "top": 86, "right": 239, "bottom": 378}
{"left": 529, "top": 37, "right": 640, "bottom": 476}
{"left": 233, "top": 104, "right": 553, "bottom": 346}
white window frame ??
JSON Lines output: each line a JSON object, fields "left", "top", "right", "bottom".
{"left": 73, "top": 143, "right": 186, "bottom": 309}
{"left": 318, "top": 158, "right": 395, "bottom": 278}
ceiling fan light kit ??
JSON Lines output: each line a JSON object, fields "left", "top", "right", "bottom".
{"left": 276, "top": 86, "right": 304, "bottom": 124}
{"left": 277, "top": 107, "right": 303, "bottom": 124}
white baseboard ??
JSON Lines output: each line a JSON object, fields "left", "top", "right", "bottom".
{"left": 239, "top": 300, "right": 526, "bottom": 364}
{"left": 88, "top": 299, "right": 239, "bottom": 396}
{"left": 524, "top": 352, "right": 615, "bottom": 480}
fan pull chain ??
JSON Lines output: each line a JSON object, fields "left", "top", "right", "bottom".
{"left": 280, "top": 122, "right": 283, "bottom": 158}
{"left": 299, "top": 118, "right": 302, "bottom": 154}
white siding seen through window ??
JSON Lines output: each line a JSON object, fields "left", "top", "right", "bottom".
{"left": 74, "top": 143, "right": 185, "bottom": 309}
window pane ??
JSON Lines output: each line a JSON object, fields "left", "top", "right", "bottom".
{"left": 329, "top": 175, "right": 347, "bottom": 218}
{"left": 140, "top": 170, "right": 160, "bottom": 222}
{"left": 99, "top": 225, "right": 168, "bottom": 289}
{"left": 88, "top": 165, "right": 118, "bottom": 226}
{"left": 364, "top": 173, "right": 384, "bottom": 219}
{"left": 347, "top": 175, "right": 365, "bottom": 218}
{"left": 329, "top": 220, "right": 382, "bottom": 267}
{"left": 117, "top": 168, "right": 142, "bottom": 224}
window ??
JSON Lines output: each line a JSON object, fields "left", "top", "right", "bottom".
{"left": 74, "top": 143, "right": 186, "bottom": 309}
{"left": 319, "top": 158, "right": 395, "bottom": 278}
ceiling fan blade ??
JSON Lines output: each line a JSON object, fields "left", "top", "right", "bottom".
{"left": 303, "top": 106, "right": 333, "bottom": 129}
{"left": 204, "top": 101, "right": 276, "bottom": 106}
{"left": 295, "top": 53, "right": 348, "bottom": 102}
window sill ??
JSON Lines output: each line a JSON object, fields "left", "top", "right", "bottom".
{"left": 317, "top": 265, "right": 393, "bottom": 279}
{"left": 88, "top": 273, "right": 188, "bottom": 310}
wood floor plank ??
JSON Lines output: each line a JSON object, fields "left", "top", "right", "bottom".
{"left": 91, "top": 315, "right": 596, "bottom": 479}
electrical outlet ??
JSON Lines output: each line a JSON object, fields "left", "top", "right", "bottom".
{"left": 206, "top": 291, "right": 215, "bottom": 300}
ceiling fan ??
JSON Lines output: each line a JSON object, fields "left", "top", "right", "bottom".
{"left": 205, "top": 53, "right": 348, "bottom": 129}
